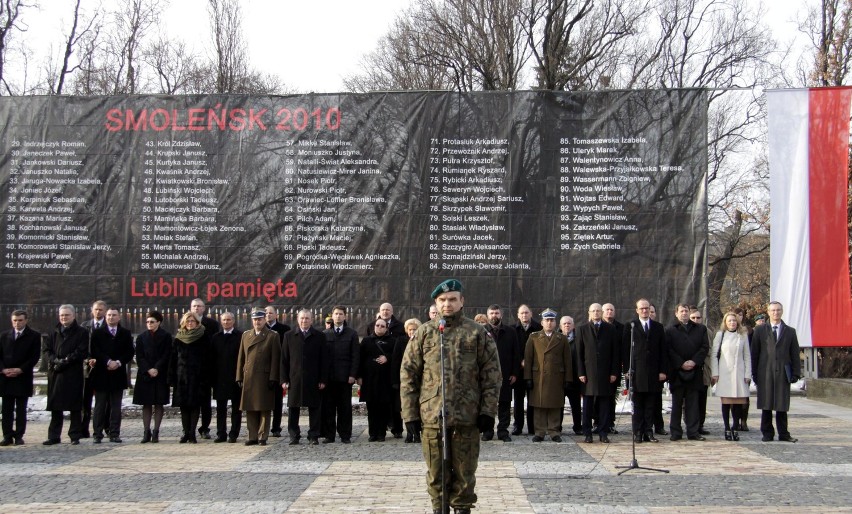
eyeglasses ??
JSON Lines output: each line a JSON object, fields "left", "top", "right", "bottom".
{"left": 185, "top": 319, "right": 198, "bottom": 324}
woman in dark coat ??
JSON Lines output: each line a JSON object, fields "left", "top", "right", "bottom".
{"left": 169, "top": 311, "right": 206, "bottom": 443}
{"left": 358, "top": 318, "right": 397, "bottom": 441}
{"left": 133, "top": 311, "right": 172, "bottom": 443}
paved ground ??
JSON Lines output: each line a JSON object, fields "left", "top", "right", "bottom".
{"left": 2, "top": 395, "right": 851, "bottom": 513}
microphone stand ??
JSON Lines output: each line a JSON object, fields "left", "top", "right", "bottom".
{"left": 439, "top": 319, "right": 449, "bottom": 514}
{"left": 616, "top": 321, "right": 669, "bottom": 476}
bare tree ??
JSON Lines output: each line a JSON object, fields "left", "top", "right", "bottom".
{"left": 208, "top": 0, "right": 247, "bottom": 93}
{"left": 0, "top": 0, "right": 32, "bottom": 95}
{"left": 801, "top": 0, "right": 852, "bottom": 86}
{"left": 48, "top": 0, "right": 101, "bottom": 95}
{"left": 144, "top": 35, "right": 213, "bottom": 94}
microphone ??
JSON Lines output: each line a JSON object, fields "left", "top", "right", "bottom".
{"left": 630, "top": 321, "right": 634, "bottom": 329}
{"left": 439, "top": 319, "right": 446, "bottom": 333}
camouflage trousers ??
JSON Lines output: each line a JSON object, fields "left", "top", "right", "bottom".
{"left": 421, "top": 425, "right": 479, "bottom": 510}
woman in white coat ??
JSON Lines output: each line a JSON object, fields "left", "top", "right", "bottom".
{"left": 710, "top": 312, "right": 752, "bottom": 441}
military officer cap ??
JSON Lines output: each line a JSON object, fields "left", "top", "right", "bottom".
{"left": 541, "top": 308, "right": 558, "bottom": 319}
{"left": 754, "top": 313, "right": 766, "bottom": 321}
{"left": 251, "top": 310, "right": 266, "bottom": 319}
{"left": 431, "top": 278, "right": 463, "bottom": 299}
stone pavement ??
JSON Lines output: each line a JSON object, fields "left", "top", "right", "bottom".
{"left": 2, "top": 396, "right": 852, "bottom": 513}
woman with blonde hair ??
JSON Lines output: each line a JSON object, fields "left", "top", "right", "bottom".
{"left": 710, "top": 312, "right": 752, "bottom": 441}
{"left": 393, "top": 318, "right": 422, "bottom": 443}
{"left": 169, "top": 311, "right": 207, "bottom": 443}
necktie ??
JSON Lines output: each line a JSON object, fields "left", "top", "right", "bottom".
{"left": 773, "top": 325, "right": 778, "bottom": 339}
{"left": 95, "top": 322, "right": 100, "bottom": 329}
{"left": 644, "top": 322, "right": 649, "bottom": 335}
{"left": 594, "top": 322, "right": 600, "bottom": 336}
{"left": 303, "top": 330, "right": 308, "bottom": 338}
{"left": 336, "top": 327, "right": 341, "bottom": 335}
{"left": 110, "top": 327, "right": 116, "bottom": 336}
{"left": 14, "top": 331, "right": 19, "bottom": 340}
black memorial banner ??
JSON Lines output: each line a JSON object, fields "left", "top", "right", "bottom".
{"left": 0, "top": 91, "right": 707, "bottom": 326}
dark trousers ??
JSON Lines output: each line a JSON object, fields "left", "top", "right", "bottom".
{"left": 512, "top": 386, "right": 534, "bottom": 433}
{"left": 1, "top": 395, "right": 28, "bottom": 439}
{"left": 669, "top": 386, "right": 700, "bottom": 438}
{"left": 288, "top": 405, "right": 321, "bottom": 440}
{"left": 81, "top": 378, "right": 94, "bottom": 434}
{"left": 559, "top": 388, "right": 582, "bottom": 433}
{"left": 653, "top": 391, "right": 665, "bottom": 431}
{"left": 582, "top": 395, "right": 610, "bottom": 436}
{"left": 199, "top": 387, "right": 212, "bottom": 434}
{"left": 216, "top": 401, "right": 242, "bottom": 439}
{"left": 366, "top": 400, "right": 391, "bottom": 438}
{"left": 698, "top": 385, "right": 708, "bottom": 430}
{"left": 93, "top": 389, "right": 123, "bottom": 437}
{"left": 496, "top": 400, "right": 511, "bottom": 437}
{"left": 632, "top": 392, "right": 655, "bottom": 436}
{"left": 48, "top": 410, "right": 82, "bottom": 441}
{"left": 761, "top": 409, "right": 791, "bottom": 439}
{"left": 180, "top": 406, "right": 200, "bottom": 438}
{"left": 272, "top": 389, "right": 284, "bottom": 434}
{"left": 321, "top": 382, "right": 353, "bottom": 440}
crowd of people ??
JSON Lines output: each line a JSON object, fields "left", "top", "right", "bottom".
{"left": 0, "top": 286, "right": 802, "bottom": 513}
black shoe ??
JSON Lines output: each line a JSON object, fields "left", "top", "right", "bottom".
{"left": 392, "top": 432, "right": 403, "bottom": 439}
{"left": 322, "top": 438, "right": 334, "bottom": 444}
{"left": 646, "top": 434, "right": 659, "bottom": 443}
{"left": 271, "top": 431, "right": 282, "bottom": 438}
{"left": 405, "top": 433, "right": 414, "bottom": 443}
{"left": 199, "top": 431, "right": 211, "bottom": 440}
{"left": 188, "top": 436, "right": 198, "bottom": 444}
{"left": 531, "top": 435, "right": 544, "bottom": 442}
{"left": 740, "top": 422, "right": 750, "bottom": 432}
{"left": 93, "top": 436, "right": 102, "bottom": 444}
{"left": 481, "top": 432, "right": 493, "bottom": 442}
{"left": 761, "top": 435, "right": 774, "bottom": 442}
{"left": 687, "top": 435, "right": 706, "bottom": 441}
{"left": 584, "top": 435, "right": 593, "bottom": 443}
{"left": 141, "top": 430, "right": 152, "bottom": 444}
{"left": 260, "top": 440, "right": 267, "bottom": 446}
{"left": 511, "top": 428, "right": 522, "bottom": 436}
{"left": 179, "top": 436, "right": 189, "bottom": 444}
{"left": 43, "top": 439, "right": 61, "bottom": 446}
{"left": 341, "top": 438, "right": 351, "bottom": 444}
{"left": 368, "top": 436, "right": 378, "bottom": 442}
{"left": 151, "top": 430, "right": 159, "bottom": 443}
{"left": 80, "top": 431, "right": 91, "bottom": 439}
{"left": 551, "top": 436, "right": 562, "bottom": 443}
{"left": 498, "top": 434, "right": 512, "bottom": 442}
{"left": 779, "top": 435, "right": 798, "bottom": 443}
{"left": 0, "top": 438, "right": 13, "bottom": 447}
{"left": 599, "top": 434, "right": 610, "bottom": 443}
{"left": 13, "top": 438, "right": 24, "bottom": 446}
{"left": 289, "top": 438, "right": 300, "bottom": 445}
{"left": 698, "top": 428, "right": 710, "bottom": 435}
{"left": 732, "top": 431, "right": 740, "bottom": 441}
{"left": 634, "top": 435, "right": 644, "bottom": 444}
{"left": 655, "top": 429, "right": 669, "bottom": 436}
{"left": 70, "top": 439, "right": 80, "bottom": 445}
{"left": 245, "top": 440, "right": 258, "bottom": 446}
{"left": 109, "top": 437, "right": 122, "bottom": 443}
{"left": 308, "top": 438, "right": 319, "bottom": 445}
{"left": 573, "top": 429, "right": 584, "bottom": 435}
{"left": 412, "top": 434, "right": 421, "bottom": 443}
{"left": 725, "top": 430, "right": 733, "bottom": 441}
{"left": 214, "top": 436, "right": 227, "bottom": 443}
{"left": 376, "top": 436, "right": 386, "bottom": 442}
{"left": 455, "top": 508, "right": 471, "bottom": 514}
{"left": 670, "top": 435, "right": 682, "bottom": 441}
{"left": 608, "top": 427, "right": 619, "bottom": 434}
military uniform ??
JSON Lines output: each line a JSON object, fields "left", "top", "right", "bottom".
{"left": 401, "top": 309, "right": 502, "bottom": 512}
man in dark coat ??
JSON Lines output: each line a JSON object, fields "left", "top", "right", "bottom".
{"left": 483, "top": 304, "right": 521, "bottom": 442}
{"left": 281, "top": 309, "right": 327, "bottom": 445}
{"left": 366, "top": 302, "right": 406, "bottom": 339}
{"left": 512, "top": 304, "right": 541, "bottom": 435}
{"left": 0, "top": 310, "right": 41, "bottom": 446}
{"left": 211, "top": 311, "right": 243, "bottom": 443}
{"left": 576, "top": 303, "right": 619, "bottom": 443}
{"left": 602, "top": 303, "right": 624, "bottom": 435}
{"left": 752, "top": 301, "right": 801, "bottom": 442}
{"left": 623, "top": 299, "right": 669, "bottom": 443}
{"left": 559, "top": 315, "right": 582, "bottom": 435}
{"left": 665, "top": 303, "right": 710, "bottom": 441}
{"left": 90, "top": 308, "right": 135, "bottom": 443}
{"left": 80, "top": 299, "right": 106, "bottom": 438}
{"left": 43, "top": 304, "right": 88, "bottom": 445}
{"left": 265, "top": 305, "right": 290, "bottom": 437}
{"left": 190, "top": 298, "right": 220, "bottom": 439}
{"left": 321, "top": 305, "right": 360, "bottom": 443}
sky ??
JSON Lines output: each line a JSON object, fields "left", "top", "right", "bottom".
{"left": 19, "top": 0, "right": 816, "bottom": 93}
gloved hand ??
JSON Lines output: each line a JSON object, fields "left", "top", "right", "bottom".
{"left": 477, "top": 414, "right": 495, "bottom": 433}
{"left": 52, "top": 358, "right": 67, "bottom": 373}
{"left": 791, "top": 375, "right": 800, "bottom": 383}
{"left": 405, "top": 420, "right": 422, "bottom": 435}
{"left": 268, "top": 380, "right": 277, "bottom": 390}
{"left": 563, "top": 382, "right": 572, "bottom": 396}
{"left": 525, "top": 379, "right": 533, "bottom": 391}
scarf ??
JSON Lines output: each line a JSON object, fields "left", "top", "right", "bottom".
{"left": 175, "top": 325, "right": 205, "bottom": 344}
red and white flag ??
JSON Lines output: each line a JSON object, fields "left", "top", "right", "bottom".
{"left": 767, "top": 87, "right": 852, "bottom": 347}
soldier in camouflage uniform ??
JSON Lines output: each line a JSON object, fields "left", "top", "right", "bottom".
{"left": 401, "top": 279, "right": 502, "bottom": 514}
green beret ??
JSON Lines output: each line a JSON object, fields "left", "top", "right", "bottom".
{"left": 431, "top": 279, "right": 463, "bottom": 299}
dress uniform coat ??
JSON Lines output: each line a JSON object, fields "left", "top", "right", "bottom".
{"left": 212, "top": 328, "right": 243, "bottom": 404}
{"left": 524, "top": 330, "right": 572, "bottom": 408}
{"left": 752, "top": 322, "right": 800, "bottom": 412}
{"left": 237, "top": 328, "right": 281, "bottom": 411}
{"left": 0, "top": 326, "right": 41, "bottom": 397}
{"left": 44, "top": 321, "right": 88, "bottom": 411}
{"left": 132, "top": 328, "right": 172, "bottom": 405}
{"left": 281, "top": 326, "right": 327, "bottom": 408}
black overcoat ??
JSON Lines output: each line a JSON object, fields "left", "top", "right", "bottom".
{"left": 132, "top": 328, "right": 172, "bottom": 405}
{"left": 281, "top": 327, "right": 327, "bottom": 408}
{"left": 44, "top": 321, "right": 88, "bottom": 411}
{"left": 90, "top": 325, "right": 135, "bottom": 392}
{"left": 752, "top": 322, "right": 801, "bottom": 412}
{"left": 490, "top": 323, "right": 521, "bottom": 403}
{"left": 169, "top": 336, "right": 207, "bottom": 408}
{"left": 0, "top": 326, "right": 42, "bottom": 397}
{"left": 359, "top": 334, "right": 396, "bottom": 404}
{"left": 623, "top": 319, "right": 669, "bottom": 393}
{"left": 324, "top": 326, "right": 360, "bottom": 383}
{"left": 575, "top": 321, "right": 619, "bottom": 397}
{"left": 211, "top": 329, "right": 243, "bottom": 403}
{"left": 665, "top": 321, "right": 710, "bottom": 390}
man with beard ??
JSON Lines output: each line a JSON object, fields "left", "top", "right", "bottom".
{"left": 512, "top": 304, "right": 541, "bottom": 436}
{"left": 43, "top": 305, "right": 88, "bottom": 445}
{"left": 482, "top": 304, "right": 520, "bottom": 442}
{"left": 666, "top": 303, "right": 710, "bottom": 441}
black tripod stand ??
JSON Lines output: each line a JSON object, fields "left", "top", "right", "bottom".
{"left": 616, "top": 321, "right": 669, "bottom": 476}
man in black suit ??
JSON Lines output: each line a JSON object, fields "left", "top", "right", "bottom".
{"left": 0, "top": 310, "right": 42, "bottom": 446}
{"left": 752, "top": 301, "right": 801, "bottom": 442}
{"left": 281, "top": 309, "right": 327, "bottom": 445}
{"left": 211, "top": 311, "right": 243, "bottom": 443}
{"left": 559, "top": 316, "right": 582, "bottom": 435}
{"left": 512, "top": 304, "right": 541, "bottom": 435}
{"left": 190, "top": 298, "right": 220, "bottom": 439}
{"left": 80, "top": 300, "right": 107, "bottom": 438}
{"left": 89, "top": 308, "right": 135, "bottom": 443}
{"left": 321, "top": 305, "right": 360, "bottom": 443}
{"left": 367, "top": 302, "right": 406, "bottom": 339}
{"left": 43, "top": 304, "right": 88, "bottom": 445}
{"left": 665, "top": 303, "right": 710, "bottom": 441}
{"left": 602, "top": 303, "right": 624, "bottom": 435}
{"left": 576, "top": 303, "right": 619, "bottom": 443}
{"left": 624, "top": 299, "right": 669, "bottom": 443}
{"left": 484, "top": 304, "right": 521, "bottom": 442}
{"left": 265, "top": 305, "right": 290, "bottom": 437}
